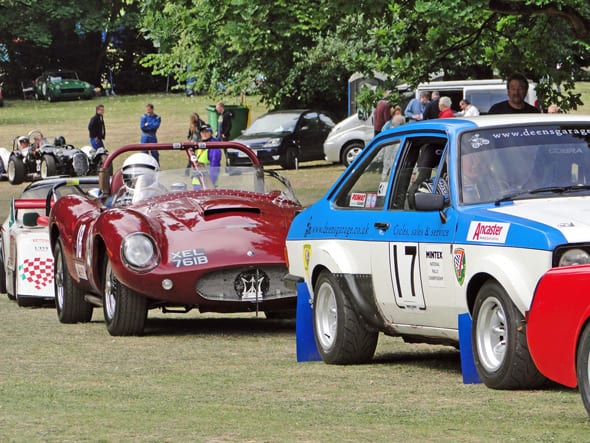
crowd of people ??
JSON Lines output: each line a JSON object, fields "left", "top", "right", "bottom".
{"left": 373, "top": 73, "right": 557, "bottom": 135}
{"left": 85, "top": 100, "right": 234, "bottom": 203}
{"left": 87, "top": 100, "right": 233, "bottom": 164}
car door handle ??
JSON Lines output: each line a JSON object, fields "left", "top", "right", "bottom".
{"left": 374, "top": 222, "right": 390, "bottom": 231}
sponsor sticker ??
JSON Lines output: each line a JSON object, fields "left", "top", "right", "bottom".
{"left": 467, "top": 221, "right": 510, "bottom": 243}
{"left": 453, "top": 248, "right": 466, "bottom": 286}
{"left": 424, "top": 248, "right": 445, "bottom": 288}
{"left": 303, "top": 244, "right": 311, "bottom": 273}
{"left": 350, "top": 192, "right": 367, "bottom": 208}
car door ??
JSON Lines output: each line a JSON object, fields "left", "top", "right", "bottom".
{"left": 367, "top": 135, "right": 461, "bottom": 329}
{"left": 296, "top": 111, "right": 324, "bottom": 161}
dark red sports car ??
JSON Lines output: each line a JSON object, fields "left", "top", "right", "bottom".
{"left": 48, "top": 142, "right": 302, "bottom": 336}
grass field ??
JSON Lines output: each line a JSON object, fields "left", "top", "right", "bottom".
{"left": 1, "top": 89, "right": 590, "bottom": 441}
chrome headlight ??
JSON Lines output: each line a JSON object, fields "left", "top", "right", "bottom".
{"left": 558, "top": 248, "right": 590, "bottom": 267}
{"left": 121, "top": 233, "right": 158, "bottom": 271}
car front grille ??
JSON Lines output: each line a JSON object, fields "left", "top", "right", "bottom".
{"left": 72, "top": 152, "right": 89, "bottom": 176}
{"left": 196, "top": 265, "right": 295, "bottom": 301}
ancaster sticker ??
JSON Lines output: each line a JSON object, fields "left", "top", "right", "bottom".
{"left": 453, "top": 248, "right": 466, "bottom": 286}
{"left": 171, "top": 248, "right": 208, "bottom": 268}
{"left": 467, "top": 221, "right": 510, "bottom": 243}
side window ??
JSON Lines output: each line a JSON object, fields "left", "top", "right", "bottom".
{"left": 301, "top": 112, "right": 319, "bottom": 130}
{"left": 334, "top": 141, "right": 402, "bottom": 209}
{"left": 319, "top": 113, "right": 336, "bottom": 130}
{"left": 390, "top": 137, "right": 447, "bottom": 210}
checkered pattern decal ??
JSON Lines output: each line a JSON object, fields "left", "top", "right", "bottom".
{"left": 19, "top": 257, "right": 54, "bottom": 290}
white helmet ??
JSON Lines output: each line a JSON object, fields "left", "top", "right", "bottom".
{"left": 122, "top": 153, "right": 159, "bottom": 190}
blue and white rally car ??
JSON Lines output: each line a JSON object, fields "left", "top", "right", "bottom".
{"left": 286, "top": 114, "right": 590, "bottom": 390}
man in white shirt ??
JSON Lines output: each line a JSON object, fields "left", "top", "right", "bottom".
{"left": 456, "top": 99, "right": 480, "bottom": 117}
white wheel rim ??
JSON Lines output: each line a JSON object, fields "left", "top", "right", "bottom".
{"left": 346, "top": 147, "right": 361, "bottom": 164}
{"left": 315, "top": 281, "right": 338, "bottom": 351}
{"left": 40, "top": 161, "right": 47, "bottom": 178}
{"left": 8, "top": 162, "right": 14, "bottom": 181}
{"left": 104, "top": 262, "right": 116, "bottom": 320}
{"left": 476, "top": 296, "right": 507, "bottom": 372}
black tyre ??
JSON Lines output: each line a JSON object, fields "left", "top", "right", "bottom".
{"left": 576, "top": 323, "right": 590, "bottom": 415}
{"left": 0, "top": 252, "right": 7, "bottom": 294}
{"left": 280, "top": 148, "right": 298, "bottom": 170}
{"left": 313, "top": 270, "right": 378, "bottom": 364}
{"left": 6, "top": 263, "right": 15, "bottom": 300}
{"left": 40, "top": 155, "right": 57, "bottom": 178}
{"left": 472, "top": 280, "right": 545, "bottom": 389}
{"left": 103, "top": 258, "right": 147, "bottom": 336}
{"left": 8, "top": 157, "right": 25, "bottom": 185}
{"left": 54, "top": 239, "right": 93, "bottom": 323}
{"left": 341, "top": 141, "right": 364, "bottom": 166}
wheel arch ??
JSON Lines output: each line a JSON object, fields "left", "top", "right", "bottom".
{"left": 464, "top": 250, "right": 545, "bottom": 316}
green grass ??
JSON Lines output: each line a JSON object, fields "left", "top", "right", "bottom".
{"left": 1, "top": 90, "right": 590, "bottom": 441}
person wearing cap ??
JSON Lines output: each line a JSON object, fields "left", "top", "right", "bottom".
{"left": 192, "top": 124, "right": 221, "bottom": 189}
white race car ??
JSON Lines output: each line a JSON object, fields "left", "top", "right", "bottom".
{"left": 287, "top": 114, "right": 590, "bottom": 390}
{"left": 0, "top": 177, "right": 99, "bottom": 306}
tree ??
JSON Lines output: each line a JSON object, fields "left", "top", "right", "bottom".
{"left": 0, "top": 0, "right": 159, "bottom": 96}
{"left": 140, "top": 0, "right": 589, "bottom": 113}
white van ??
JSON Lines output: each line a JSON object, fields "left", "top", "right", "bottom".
{"left": 415, "top": 79, "right": 538, "bottom": 114}
{"left": 324, "top": 79, "right": 538, "bottom": 166}
{"left": 323, "top": 112, "right": 374, "bottom": 166}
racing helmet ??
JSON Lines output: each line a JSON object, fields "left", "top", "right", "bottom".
{"left": 54, "top": 135, "right": 66, "bottom": 146}
{"left": 121, "top": 153, "right": 159, "bottom": 190}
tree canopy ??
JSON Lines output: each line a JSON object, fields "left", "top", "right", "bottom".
{"left": 1, "top": 0, "right": 588, "bottom": 113}
{"left": 140, "top": 0, "right": 590, "bottom": 114}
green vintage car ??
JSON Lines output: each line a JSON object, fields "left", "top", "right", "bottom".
{"left": 34, "top": 69, "right": 95, "bottom": 102}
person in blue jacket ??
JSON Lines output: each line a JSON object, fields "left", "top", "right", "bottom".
{"left": 140, "top": 103, "right": 162, "bottom": 163}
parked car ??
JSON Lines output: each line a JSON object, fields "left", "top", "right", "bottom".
{"left": 227, "top": 110, "right": 337, "bottom": 169}
{"left": 49, "top": 142, "right": 302, "bottom": 336}
{"left": 0, "top": 177, "right": 99, "bottom": 306}
{"left": 286, "top": 114, "right": 590, "bottom": 390}
{"left": 80, "top": 145, "right": 111, "bottom": 175}
{"left": 526, "top": 265, "right": 590, "bottom": 416}
{"left": 323, "top": 112, "right": 374, "bottom": 166}
{"left": 34, "top": 69, "right": 95, "bottom": 102}
{"left": 0, "top": 130, "right": 90, "bottom": 184}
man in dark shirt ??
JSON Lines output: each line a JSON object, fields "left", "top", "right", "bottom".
{"left": 215, "top": 102, "right": 233, "bottom": 141}
{"left": 488, "top": 73, "right": 539, "bottom": 114}
{"left": 423, "top": 91, "right": 440, "bottom": 120}
{"left": 88, "top": 104, "right": 106, "bottom": 150}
